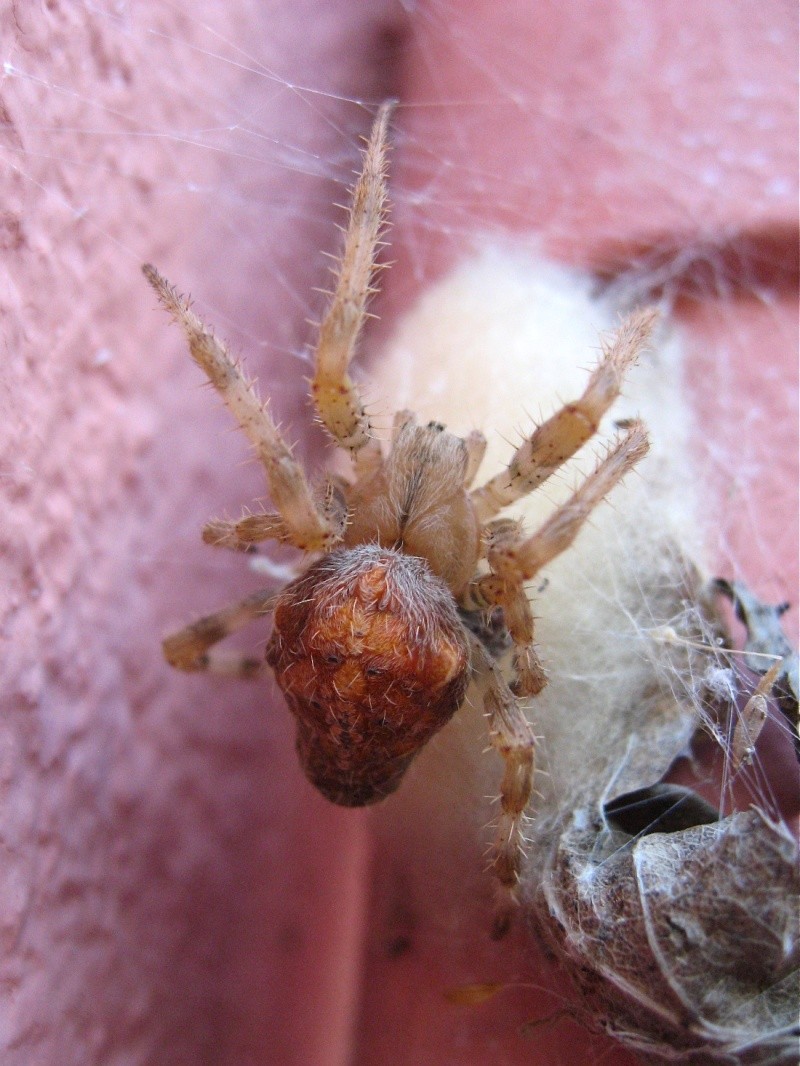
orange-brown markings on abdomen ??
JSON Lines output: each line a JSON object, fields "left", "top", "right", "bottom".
{"left": 266, "top": 544, "right": 471, "bottom": 806}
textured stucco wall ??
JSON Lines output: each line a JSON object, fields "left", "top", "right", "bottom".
{"left": 1, "top": 4, "right": 398, "bottom": 1063}
{"left": 1, "top": 2, "right": 796, "bottom": 1065}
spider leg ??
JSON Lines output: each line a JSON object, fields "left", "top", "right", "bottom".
{"left": 162, "top": 588, "right": 276, "bottom": 678}
{"left": 484, "top": 420, "right": 649, "bottom": 584}
{"left": 310, "top": 103, "right": 393, "bottom": 455}
{"left": 470, "top": 308, "right": 657, "bottom": 522}
{"left": 463, "top": 429, "right": 488, "bottom": 488}
{"left": 143, "top": 264, "right": 344, "bottom": 554}
{"left": 464, "top": 546, "right": 548, "bottom": 696}
{"left": 202, "top": 513, "right": 289, "bottom": 552}
{"left": 202, "top": 477, "right": 347, "bottom": 552}
{"left": 465, "top": 422, "right": 648, "bottom": 695}
{"left": 469, "top": 636, "right": 536, "bottom": 923}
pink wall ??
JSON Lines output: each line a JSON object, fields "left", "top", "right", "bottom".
{"left": 1, "top": 2, "right": 796, "bottom": 1063}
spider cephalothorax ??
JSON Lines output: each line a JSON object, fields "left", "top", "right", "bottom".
{"left": 146, "top": 103, "right": 654, "bottom": 902}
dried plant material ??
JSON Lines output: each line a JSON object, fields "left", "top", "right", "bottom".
{"left": 519, "top": 525, "right": 800, "bottom": 1063}
{"left": 443, "top": 982, "right": 506, "bottom": 1006}
{"left": 603, "top": 783, "right": 720, "bottom": 837}
{"left": 731, "top": 661, "right": 782, "bottom": 772}
{"left": 715, "top": 578, "right": 800, "bottom": 756}
{"left": 514, "top": 462, "right": 800, "bottom": 1064}
{"left": 542, "top": 808, "right": 798, "bottom": 1063}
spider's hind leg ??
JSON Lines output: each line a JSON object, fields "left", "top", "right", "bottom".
{"left": 163, "top": 588, "right": 276, "bottom": 679}
{"left": 469, "top": 636, "right": 537, "bottom": 934}
{"left": 463, "top": 519, "right": 548, "bottom": 698}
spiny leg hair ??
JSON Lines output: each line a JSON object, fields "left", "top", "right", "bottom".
{"left": 466, "top": 422, "right": 649, "bottom": 695}
{"left": 469, "top": 636, "right": 537, "bottom": 914}
{"left": 470, "top": 307, "right": 657, "bottom": 522}
{"left": 486, "top": 420, "right": 649, "bottom": 583}
{"left": 142, "top": 264, "right": 343, "bottom": 554}
{"left": 202, "top": 478, "right": 347, "bottom": 553}
{"left": 162, "top": 588, "right": 276, "bottom": 678}
{"left": 310, "top": 102, "right": 393, "bottom": 454}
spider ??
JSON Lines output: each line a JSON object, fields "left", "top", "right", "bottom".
{"left": 143, "top": 103, "right": 654, "bottom": 905}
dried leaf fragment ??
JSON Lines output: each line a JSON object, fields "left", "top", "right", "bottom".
{"left": 540, "top": 808, "right": 799, "bottom": 1063}
{"left": 731, "top": 661, "right": 782, "bottom": 771}
{"left": 524, "top": 567, "right": 799, "bottom": 1063}
{"left": 714, "top": 578, "right": 800, "bottom": 755}
{"left": 444, "top": 982, "right": 506, "bottom": 1006}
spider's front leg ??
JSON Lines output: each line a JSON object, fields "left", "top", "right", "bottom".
{"left": 310, "top": 103, "right": 393, "bottom": 463}
{"left": 487, "top": 420, "right": 649, "bottom": 582}
{"left": 142, "top": 265, "right": 344, "bottom": 555}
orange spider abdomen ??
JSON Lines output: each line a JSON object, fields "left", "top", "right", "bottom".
{"left": 265, "top": 545, "right": 472, "bottom": 806}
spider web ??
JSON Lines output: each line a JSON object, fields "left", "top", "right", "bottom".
{"left": 0, "top": 3, "right": 797, "bottom": 1065}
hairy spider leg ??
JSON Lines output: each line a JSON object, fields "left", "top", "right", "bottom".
{"left": 470, "top": 307, "right": 657, "bottom": 522}
{"left": 310, "top": 102, "right": 394, "bottom": 464}
{"left": 162, "top": 588, "right": 276, "bottom": 678}
{"left": 142, "top": 264, "right": 344, "bottom": 554}
{"left": 469, "top": 635, "right": 537, "bottom": 932}
{"left": 465, "top": 421, "right": 649, "bottom": 694}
